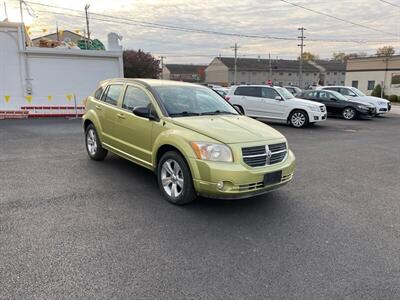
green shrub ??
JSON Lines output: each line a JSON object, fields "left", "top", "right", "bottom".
{"left": 371, "top": 84, "right": 382, "bottom": 97}
{"left": 388, "top": 95, "right": 398, "bottom": 102}
{"left": 383, "top": 94, "right": 390, "bottom": 100}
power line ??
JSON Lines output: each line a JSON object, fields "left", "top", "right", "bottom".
{"left": 379, "top": 0, "right": 400, "bottom": 8}
{"left": 280, "top": 0, "right": 398, "bottom": 37}
{"left": 18, "top": 0, "right": 396, "bottom": 44}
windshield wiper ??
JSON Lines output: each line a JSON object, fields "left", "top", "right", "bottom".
{"left": 201, "top": 110, "right": 237, "bottom": 116}
{"left": 169, "top": 111, "right": 201, "bottom": 117}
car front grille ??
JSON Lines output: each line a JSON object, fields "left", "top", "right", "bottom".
{"left": 242, "top": 142, "right": 287, "bottom": 167}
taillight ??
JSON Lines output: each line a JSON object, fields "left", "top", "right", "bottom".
{"left": 225, "top": 96, "right": 231, "bottom": 101}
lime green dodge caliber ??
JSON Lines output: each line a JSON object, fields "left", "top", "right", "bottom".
{"left": 83, "top": 79, "right": 296, "bottom": 205}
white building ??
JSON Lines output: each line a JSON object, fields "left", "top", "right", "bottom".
{"left": 0, "top": 22, "right": 123, "bottom": 117}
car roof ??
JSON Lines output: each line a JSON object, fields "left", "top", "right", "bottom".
{"left": 102, "top": 78, "right": 205, "bottom": 88}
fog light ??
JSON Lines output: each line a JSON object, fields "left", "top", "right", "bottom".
{"left": 216, "top": 181, "right": 224, "bottom": 190}
{"left": 314, "top": 116, "right": 319, "bottom": 121}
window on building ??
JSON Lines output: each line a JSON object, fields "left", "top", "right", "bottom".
{"left": 351, "top": 81, "right": 359, "bottom": 88}
{"left": 314, "top": 73, "right": 317, "bottom": 76}
{"left": 288, "top": 73, "right": 292, "bottom": 76}
{"left": 341, "top": 81, "right": 344, "bottom": 85}
{"left": 327, "top": 72, "right": 330, "bottom": 75}
{"left": 367, "top": 80, "right": 375, "bottom": 90}
{"left": 279, "top": 72, "right": 283, "bottom": 76}
{"left": 306, "top": 73, "right": 309, "bottom": 76}
{"left": 342, "top": 72, "right": 345, "bottom": 75}
{"left": 252, "top": 72, "right": 257, "bottom": 75}
{"left": 241, "top": 72, "right": 246, "bottom": 75}
{"left": 334, "top": 72, "right": 337, "bottom": 75}
{"left": 391, "top": 73, "right": 400, "bottom": 85}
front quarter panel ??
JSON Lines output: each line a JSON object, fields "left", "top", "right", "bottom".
{"left": 83, "top": 99, "right": 103, "bottom": 142}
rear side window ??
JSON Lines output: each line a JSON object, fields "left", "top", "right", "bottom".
{"left": 318, "top": 91, "right": 330, "bottom": 100}
{"left": 261, "top": 87, "right": 279, "bottom": 99}
{"left": 234, "top": 86, "right": 261, "bottom": 97}
{"left": 122, "top": 86, "right": 151, "bottom": 110}
{"left": 94, "top": 86, "right": 104, "bottom": 100}
{"left": 102, "top": 84, "right": 123, "bottom": 106}
{"left": 306, "top": 91, "right": 317, "bottom": 98}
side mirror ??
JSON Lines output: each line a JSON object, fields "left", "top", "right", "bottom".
{"left": 275, "top": 95, "right": 283, "bottom": 101}
{"left": 132, "top": 106, "right": 157, "bottom": 120}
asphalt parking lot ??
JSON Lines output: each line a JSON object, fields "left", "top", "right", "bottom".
{"left": 1, "top": 114, "right": 400, "bottom": 299}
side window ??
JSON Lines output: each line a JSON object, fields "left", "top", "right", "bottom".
{"left": 340, "top": 88, "right": 355, "bottom": 96}
{"left": 122, "top": 86, "right": 152, "bottom": 111}
{"left": 102, "top": 84, "right": 123, "bottom": 106}
{"left": 318, "top": 91, "right": 330, "bottom": 100}
{"left": 94, "top": 86, "right": 104, "bottom": 100}
{"left": 234, "top": 87, "right": 261, "bottom": 97}
{"left": 307, "top": 91, "right": 317, "bottom": 98}
{"left": 261, "top": 87, "right": 279, "bottom": 99}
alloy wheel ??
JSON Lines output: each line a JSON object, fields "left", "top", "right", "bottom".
{"left": 291, "top": 112, "right": 306, "bottom": 127}
{"left": 86, "top": 128, "right": 97, "bottom": 156}
{"left": 161, "top": 159, "right": 184, "bottom": 199}
{"left": 343, "top": 108, "right": 355, "bottom": 120}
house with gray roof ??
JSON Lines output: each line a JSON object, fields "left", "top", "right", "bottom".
{"left": 205, "top": 57, "right": 320, "bottom": 88}
{"left": 163, "top": 64, "right": 206, "bottom": 82}
{"left": 205, "top": 57, "right": 347, "bottom": 88}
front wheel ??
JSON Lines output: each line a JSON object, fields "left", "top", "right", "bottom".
{"left": 289, "top": 110, "right": 309, "bottom": 128}
{"left": 157, "top": 151, "right": 196, "bottom": 205}
{"left": 342, "top": 107, "right": 356, "bottom": 120}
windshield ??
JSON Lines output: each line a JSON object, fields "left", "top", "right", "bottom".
{"left": 350, "top": 87, "right": 366, "bottom": 96}
{"left": 331, "top": 90, "right": 349, "bottom": 101}
{"left": 276, "top": 87, "right": 295, "bottom": 99}
{"left": 153, "top": 85, "right": 238, "bottom": 117}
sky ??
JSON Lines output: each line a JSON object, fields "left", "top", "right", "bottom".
{"left": 2, "top": 0, "right": 400, "bottom": 64}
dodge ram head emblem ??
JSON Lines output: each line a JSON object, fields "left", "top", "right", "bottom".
{"left": 265, "top": 145, "right": 272, "bottom": 164}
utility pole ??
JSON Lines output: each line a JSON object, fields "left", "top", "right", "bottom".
{"left": 160, "top": 56, "right": 166, "bottom": 79}
{"left": 231, "top": 43, "right": 239, "bottom": 85}
{"left": 268, "top": 52, "right": 272, "bottom": 83}
{"left": 19, "top": 0, "right": 24, "bottom": 23}
{"left": 84, "top": 4, "right": 90, "bottom": 48}
{"left": 298, "top": 27, "right": 306, "bottom": 88}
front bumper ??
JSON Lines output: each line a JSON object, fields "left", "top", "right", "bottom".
{"left": 190, "top": 150, "right": 296, "bottom": 199}
{"left": 309, "top": 111, "right": 327, "bottom": 122}
{"left": 375, "top": 103, "right": 390, "bottom": 114}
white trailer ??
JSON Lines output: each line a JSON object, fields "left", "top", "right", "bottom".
{"left": 0, "top": 22, "right": 123, "bottom": 118}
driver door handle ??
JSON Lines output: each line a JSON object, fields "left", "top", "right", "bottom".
{"left": 117, "top": 113, "right": 125, "bottom": 119}
{"left": 95, "top": 105, "right": 102, "bottom": 111}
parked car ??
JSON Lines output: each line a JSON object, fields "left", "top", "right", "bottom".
{"left": 226, "top": 85, "right": 327, "bottom": 128}
{"left": 317, "top": 86, "right": 391, "bottom": 115}
{"left": 83, "top": 79, "right": 296, "bottom": 205}
{"left": 284, "top": 86, "right": 303, "bottom": 97}
{"left": 299, "top": 90, "right": 376, "bottom": 120}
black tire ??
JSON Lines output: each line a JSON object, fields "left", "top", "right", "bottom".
{"left": 85, "top": 124, "right": 108, "bottom": 161}
{"left": 342, "top": 107, "right": 356, "bottom": 120}
{"left": 234, "top": 105, "right": 244, "bottom": 115}
{"left": 157, "top": 151, "right": 196, "bottom": 205}
{"left": 289, "top": 110, "right": 309, "bottom": 128}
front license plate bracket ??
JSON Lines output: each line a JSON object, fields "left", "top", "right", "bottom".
{"left": 263, "top": 170, "right": 282, "bottom": 186}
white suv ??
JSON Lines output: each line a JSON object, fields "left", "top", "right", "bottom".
{"left": 227, "top": 85, "right": 327, "bottom": 128}
{"left": 318, "top": 86, "right": 391, "bottom": 115}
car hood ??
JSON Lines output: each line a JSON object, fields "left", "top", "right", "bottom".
{"left": 169, "top": 115, "right": 285, "bottom": 144}
{"left": 346, "top": 99, "right": 375, "bottom": 107}
{"left": 291, "top": 97, "right": 324, "bottom": 106}
{"left": 351, "top": 96, "right": 389, "bottom": 104}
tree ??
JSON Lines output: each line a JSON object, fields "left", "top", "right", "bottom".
{"left": 298, "top": 51, "right": 319, "bottom": 61}
{"left": 371, "top": 84, "right": 383, "bottom": 97}
{"left": 376, "top": 46, "right": 395, "bottom": 57}
{"left": 332, "top": 52, "right": 368, "bottom": 62}
{"left": 123, "top": 49, "right": 161, "bottom": 78}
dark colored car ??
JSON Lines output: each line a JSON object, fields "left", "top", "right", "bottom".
{"left": 284, "top": 86, "right": 302, "bottom": 97}
{"left": 299, "top": 89, "right": 376, "bottom": 120}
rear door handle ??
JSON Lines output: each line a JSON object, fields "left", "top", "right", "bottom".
{"left": 117, "top": 113, "right": 125, "bottom": 119}
{"left": 95, "top": 105, "right": 102, "bottom": 111}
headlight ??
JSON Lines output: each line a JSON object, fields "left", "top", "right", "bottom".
{"left": 190, "top": 142, "right": 233, "bottom": 162}
{"left": 378, "top": 101, "right": 387, "bottom": 105}
{"left": 308, "top": 106, "right": 320, "bottom": 112}
{"left": 357, "top": 105, "right": 368, "bottom": 110}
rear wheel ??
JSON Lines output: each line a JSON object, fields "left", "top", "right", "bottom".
{"left": 289, "top": 110, "right": 309, "bottom": 128}
{"left": 157, "top": 151, "right": 196, "bottom": 205}
{"left": 342, "top": 107, "right": 356, "bottom": 120}
{"left": 85, "top": 124, "right": 108, "bottom": 160}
